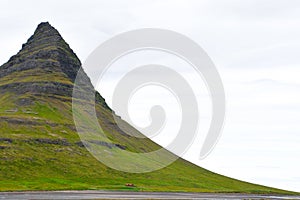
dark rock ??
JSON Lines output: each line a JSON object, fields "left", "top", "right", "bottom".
{"left": 0, "top": 116, "right": 61, "bottom": 127}
{"left": 75, "top": 141, "right": 85, "bottom": 147}
{"left": 27, "top": 138, "right": 71, "bottom": 146}
{"left": 0, "top": 138, "right": 13, "bottom": 143}
{"left": 115, "top": 144, "right": 126, "bottom": 150}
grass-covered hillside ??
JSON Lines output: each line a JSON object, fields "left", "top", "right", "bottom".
{"left": 0, "top": 22, "right": 295, "bottom": 194}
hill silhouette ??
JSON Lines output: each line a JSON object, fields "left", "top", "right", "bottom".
{"left": 0, "top": 22, "right": 292, "bottom": 193}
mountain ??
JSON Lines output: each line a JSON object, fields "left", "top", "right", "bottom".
{"left": 0, "top": 22, "right": 291, "bottom": 193}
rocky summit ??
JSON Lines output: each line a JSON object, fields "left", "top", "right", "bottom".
{"left": 0, "top": 22, "right": 291, "bottom": 194}
{"left": 0, "top": 22, "right": 79, "bottom": 97}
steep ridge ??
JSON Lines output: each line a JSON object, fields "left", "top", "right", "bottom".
{"left": 0, "top": 22, "right": 292, "bottom": 193}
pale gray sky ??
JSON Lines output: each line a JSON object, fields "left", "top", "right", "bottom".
{"left": 1, "top": 0, "right": 300, "bottom": 192}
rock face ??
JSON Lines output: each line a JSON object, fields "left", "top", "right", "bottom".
{"left": 0, "top": 22, "right": 107, "bottom": 107}
{"left": 1, "top": 22, "right": 80, "bottom": 82}
{"left": 0, "top": 22, "right": 88, "bottom": 97}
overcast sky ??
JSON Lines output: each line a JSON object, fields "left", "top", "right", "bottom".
{"left": 1, "top": 0, "right": 300, "bottom": 192}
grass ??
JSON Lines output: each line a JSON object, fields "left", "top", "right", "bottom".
{"left": 0, "top": 95, "right": 296, "bottom": 194}
{"left": 0, "top": 67, "right": 73, "bottom": 87}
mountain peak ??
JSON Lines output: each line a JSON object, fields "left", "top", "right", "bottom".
{"left": 36, "top": 21, "right": 56, "bottom": 33}
{"left": 20, "top": 22, "right": 76, "bottom": 60}
{"left": 37, "top": 21, "right": 52, "bottom": 28}
{"left": 26, "top": 22, "right": 61, "bottom": 44}
{"left": 0, "top": 22, "right": 83, "bottom": 98}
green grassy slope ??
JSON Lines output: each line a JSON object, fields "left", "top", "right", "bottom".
{"left": 0, "top": 96, "right": 293, "bottom": 194}
{"left": 0, "top": 22, "right": 295, "bottom": 194}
